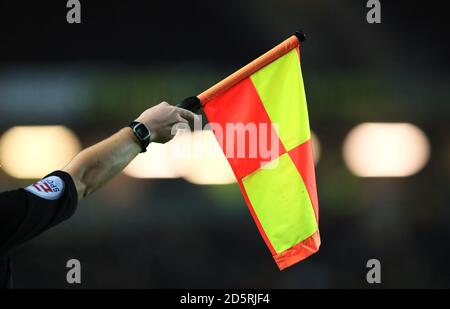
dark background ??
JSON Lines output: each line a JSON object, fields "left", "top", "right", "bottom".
{"left": 0, "top": 0, "right": 449, "bottom": 288}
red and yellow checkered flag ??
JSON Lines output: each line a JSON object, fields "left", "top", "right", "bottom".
{"left": 180, "top": 32, "right": 319, "bottom": 270}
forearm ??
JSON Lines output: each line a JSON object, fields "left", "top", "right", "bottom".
{"left": 61, "top": 102, "right": 198, "bottom": 200}
{"left": 63, "top": 128, "right": 141, "bottom": 199}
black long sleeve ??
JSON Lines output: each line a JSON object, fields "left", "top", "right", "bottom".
{"left": 0, "top": 171, "right": 78, "bottom": 288}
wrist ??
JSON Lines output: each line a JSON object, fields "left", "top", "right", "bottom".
{"left": 128, "top": 121, "right": 151, "bottom": 152}
{"left": 122, "top": 128, "right": 143, "bottom": 152}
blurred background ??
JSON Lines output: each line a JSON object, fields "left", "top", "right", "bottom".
{"left": 0, "top": 0, "right": 449, "bottom": 288}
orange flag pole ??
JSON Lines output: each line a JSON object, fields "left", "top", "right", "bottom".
{"left": 176, "top": 31, "right": 306, "bottom": 112}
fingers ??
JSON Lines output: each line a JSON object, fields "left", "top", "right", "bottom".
{"left": 137, "top": 101, "right": 200, "bottom": 143}
{"left": 174, "top": 107, "right": 199, "bottom": 123}
{"left": 175, "top": 115, "right": 189, "bottom": 124}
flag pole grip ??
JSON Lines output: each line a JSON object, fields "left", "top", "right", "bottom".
{"left": 175, "top": 96, "right": 201, "bottom": 113}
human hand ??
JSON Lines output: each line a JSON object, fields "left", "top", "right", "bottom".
{"left": 135, "top": 102, "right": 199, "bottom": 143}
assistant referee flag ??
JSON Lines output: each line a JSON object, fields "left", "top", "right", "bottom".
{"left": 183, "top": 33, "right": 319, "bottom": 270}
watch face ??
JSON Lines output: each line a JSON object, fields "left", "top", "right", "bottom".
{"left": 135, "top": 123, "right": 150, "bottom": 140}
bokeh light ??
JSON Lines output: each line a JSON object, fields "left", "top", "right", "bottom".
{"left": 123, "top": 142, "right": 179, "bottom": 179}
{"left": 175, "top": 130, "right": 236, "bottom": 185}
{"left": 311, "top": 131, "right": 321, "bottom": 165}
{"left": 123, "top": 130, "right": 236, "bottom": 184}
{"left": 343, "top": 123, "right": 430, "bottom": 177}
{"left": 0, "top": 126, "right": 81, "bottom": 179}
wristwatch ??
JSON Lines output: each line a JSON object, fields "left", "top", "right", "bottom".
{"left": 129, "top": 121, "right": 151, "bottom": 152}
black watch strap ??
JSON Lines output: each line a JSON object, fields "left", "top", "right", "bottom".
{"left": 129, "top": 121, "right": 151, "bottom": 152}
